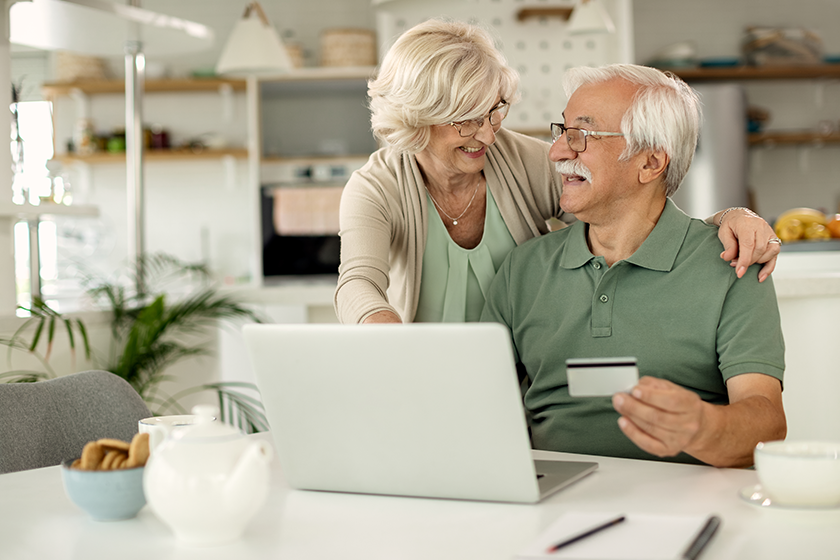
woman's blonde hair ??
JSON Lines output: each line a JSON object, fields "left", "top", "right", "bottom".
{"left": 368, "top": 18, "right": 520, "bottom": 154}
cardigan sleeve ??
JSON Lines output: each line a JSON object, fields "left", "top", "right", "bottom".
{"left": 335, "top": 150, "right": 403, "bottom": 324}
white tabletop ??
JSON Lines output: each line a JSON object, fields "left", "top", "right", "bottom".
{"left": 2, "top": 434, "right": 838, "bottom": 560}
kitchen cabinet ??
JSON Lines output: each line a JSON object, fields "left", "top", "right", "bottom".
{"left": 42, "top": 69, "right": 376, "bottom": 167}
{"left": 39, "top": 67, "right": 377, "bottom": 290}
{"left": 42, "top": 77, "right": 250, "bottom": 164}
{"left": 259, "top": 67, "right": 377, "bottom": 160}
{"left": 773, "top": 251, "right": 840, "bottom": 441}
{"left": 43, "top": 68, "right": 377, "bottom": 163}
{"left": 668, "top": 64, "right": 840, "bottom": 147}
{"left": 258, "top": 68, "right": 375, "bottom": 285}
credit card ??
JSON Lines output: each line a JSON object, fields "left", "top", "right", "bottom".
{"left": 566, "top": 357, "right": 639, "bottom": 397}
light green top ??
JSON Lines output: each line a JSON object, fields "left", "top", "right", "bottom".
{"left": 415, "top": 188, "right": 516, "bottom": 323}
{"left": 481, "top": 199, "right": 785, "bottom": 465}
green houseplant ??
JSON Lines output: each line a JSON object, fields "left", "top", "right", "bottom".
{"left": 2, "top": 253, "right": 269, "bottom": 433}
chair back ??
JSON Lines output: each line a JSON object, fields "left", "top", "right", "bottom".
{"left": 0, "top": 370, "right": 151, "bottom": 474}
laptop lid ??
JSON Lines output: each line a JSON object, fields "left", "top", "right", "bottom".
{"left": 243, "top": 322, "right": 596, "bottom": 503}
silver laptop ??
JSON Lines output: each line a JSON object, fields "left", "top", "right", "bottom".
{"left": 242, "top": 322, "right": 597, "bottom": 503}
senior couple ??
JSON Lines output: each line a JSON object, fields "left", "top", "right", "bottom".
{"left": 333, "top": 19, "right": 785, "bottom": 468}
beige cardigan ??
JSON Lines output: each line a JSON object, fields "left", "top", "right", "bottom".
{"left": 335, "top": 128, "right": 564, "bottom": 324}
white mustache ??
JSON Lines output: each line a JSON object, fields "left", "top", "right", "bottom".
{"left": 555, "top": 160, "right": 593, "bottom": 182}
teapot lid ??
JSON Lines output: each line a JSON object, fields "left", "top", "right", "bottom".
{"left": 172, "top": 405, "right": 242, "bottom": 442}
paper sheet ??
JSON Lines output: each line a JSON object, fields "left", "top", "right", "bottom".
{"left": 516, "top": 511, "right": 716, "bottom": 560}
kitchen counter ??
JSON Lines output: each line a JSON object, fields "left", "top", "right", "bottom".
{"left": 773, "top": 250, "right": 840, "bottom": 298}
{"left": 768, "top": 250, "right": 840, "bottom": 443}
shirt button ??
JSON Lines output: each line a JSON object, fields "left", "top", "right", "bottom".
{"left": 599, "top": 294, "right": 609, "bottom": 303}
{"left": 592, "top": 262, "right": 601, "bottom": 269}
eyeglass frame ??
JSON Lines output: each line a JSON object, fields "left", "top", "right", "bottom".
{"left": 448, "top": 100, "right": 510, "bottom": 137}
{"left": 550, "top": 122, "right": 625, "bottom": 153}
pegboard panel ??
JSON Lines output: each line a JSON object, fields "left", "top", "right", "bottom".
{"left": 374, "top": 0, "right": 633, "bottom": 135}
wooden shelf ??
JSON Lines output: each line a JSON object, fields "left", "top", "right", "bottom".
{"left": 749, "top": 131, "right": 840, "bottom": 146}
{"left": 42, "top": 78, "right": 247, "bottom": 97}
{"left": 261, "top": 67, "right": 375, "bottom": 95}
{"left": 666, "top": 64, "right": 840, "bottom": 81}
{"left": 261, "top": 154, "right": 370, "bottom": 165}
{"left": 261, "top": 66, "right": 376, "bottom": 83}
{"left": 516, "top": 7, "right": 574, "bottom": 21}
{"left": 0, "top": 201, "right": 99, "bottom": 219}
{"left": 511, "top": 128, "right": 840, "bottom": 147}
{"left": 54, "top": 148, "right": 248, "bottom": 165}
{"left": 42, "top": 68, "right": 378, "bottom": 98}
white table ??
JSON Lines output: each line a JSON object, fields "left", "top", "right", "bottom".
{"left": 1, "top": 434, "right": 838, "bottom": 560}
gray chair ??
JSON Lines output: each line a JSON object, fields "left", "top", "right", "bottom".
{"left": 0, "top": 370, "right": 151, "bottom": 474}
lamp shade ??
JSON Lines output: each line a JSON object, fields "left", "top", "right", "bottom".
{"left": 215, "top": 2, "right": 293, "bottom": 76}
{"left": 567, "top": 0, "right": 616, "bottom": 35}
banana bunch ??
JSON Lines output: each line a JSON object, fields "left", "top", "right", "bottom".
{"left": 773, "top": 208, "right": 830, "bottom": 242}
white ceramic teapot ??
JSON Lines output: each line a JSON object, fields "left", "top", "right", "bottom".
{"left": 143, "top": 405, "right": 273, "bottom": 546}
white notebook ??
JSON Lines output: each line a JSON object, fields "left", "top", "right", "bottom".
{"left": 516, "top": 511, "right": 720, "bottom": 560}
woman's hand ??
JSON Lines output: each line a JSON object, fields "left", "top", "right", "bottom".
{"left": 362, "top": 310, "right": 403, "bottom": 324}
{"left": 715, "top": 207, "right": 781, "bottom": 283}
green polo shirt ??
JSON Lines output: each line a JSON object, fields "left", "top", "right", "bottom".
{"left": 481, "top": 199, "right": 785, "bottom": 465}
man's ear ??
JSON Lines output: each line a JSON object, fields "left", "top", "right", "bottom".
{"left": 638, "top": 150, "right": 669, "bottom": 185}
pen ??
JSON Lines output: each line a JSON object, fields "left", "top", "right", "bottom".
{"left": 681, "top": 515, "right": 722, "bottom": 560}
{"left": 546, "top": 514, "right": 626, "bottom": 553}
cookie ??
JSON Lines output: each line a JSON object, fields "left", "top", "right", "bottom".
{"left": 97, "top": 438, "right": 131, "bottom": 452}
{"left": 100, "top": 450, "right": 121, "bottom": 470}
{"left": 111, "top": 453, "right": 128, "bottom": 470}
{"left": 70, "top": 458, "right": 82, "bottom": 469}
{"left": 80, "top": 441, "right": 105, "bottom": 470}
{"left": 127, "top": 432, "right": 150, "bottom": 468}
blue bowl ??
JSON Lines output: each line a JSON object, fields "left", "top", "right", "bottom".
{"left": 61, "top": 459, "right": 146, "bottom": 521}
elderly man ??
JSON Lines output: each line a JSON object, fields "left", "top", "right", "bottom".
{"left": 481, "top": 64, "right": 785, "bottom": 468}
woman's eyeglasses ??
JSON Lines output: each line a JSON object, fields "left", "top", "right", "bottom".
{"left": 449, "top": 101, "right": 509, "bottom": 137}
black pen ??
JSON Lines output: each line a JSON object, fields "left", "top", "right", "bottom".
{"left": 682, "top": 515, "right": 721, "bottom": 560}
{"left": 546, "top": 514, "right": 626, "bottom": 553}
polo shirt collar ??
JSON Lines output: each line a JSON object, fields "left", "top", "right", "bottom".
{"left": 559, "top": 198, "right": 691, "bottom": 272}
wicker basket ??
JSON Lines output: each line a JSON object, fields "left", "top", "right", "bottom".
{"left": 320, "top": 28, "right": 376, "bottom": 67}
{"left": 56, "top": 52, "right": 108, "bottom": 82}
{"left": 285, "top": 42, "right": 305, "bottom": 69}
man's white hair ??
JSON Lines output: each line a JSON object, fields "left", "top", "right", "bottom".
{"left": 563, "top": 64, "right": 702, "bottom": 197}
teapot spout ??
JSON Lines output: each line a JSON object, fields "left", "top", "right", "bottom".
{"left": 225, "top": 439, "right": 273, "bottom": 506}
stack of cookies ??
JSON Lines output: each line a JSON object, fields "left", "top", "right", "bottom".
{"left": 70, "top": 432, "right": 150, "bottom": 471}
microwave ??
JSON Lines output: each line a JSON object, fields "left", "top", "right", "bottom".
{"left": 260, "top": 182, "right": 342, "bottom": 279}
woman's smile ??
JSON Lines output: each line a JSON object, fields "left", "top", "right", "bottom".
{"left": 460, "top": 145, "right": 486, "bottom": 158}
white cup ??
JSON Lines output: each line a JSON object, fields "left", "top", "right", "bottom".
{"left": 754, "top": 440, "right": 840, "bottom": 507}
{"left": 138, "top": 414, "right": 214, "bottom": 452}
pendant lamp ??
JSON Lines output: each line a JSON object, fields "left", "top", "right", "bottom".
{"left": 216, "top": 2, "right": 292, "bottom": 77}
{"left": 567, "top": 0, "right": 616, "bottom": 35}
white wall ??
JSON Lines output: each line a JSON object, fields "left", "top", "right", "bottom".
{"left": 634, "top": 0, "right": 840, "bottom": 220}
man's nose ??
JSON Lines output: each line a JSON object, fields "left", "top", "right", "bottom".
{"left": 549, "top": 136, "right": 577, "bottom": 162}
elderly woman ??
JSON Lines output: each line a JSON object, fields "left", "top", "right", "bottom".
{"left": 335, "top": 19, "right": 779, "bottom": 324}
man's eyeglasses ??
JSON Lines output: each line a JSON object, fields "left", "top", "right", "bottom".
{"left": 550, "top": 122, "right": 625, "bottom": 153}
{"left": 449, "top": 101, "right": 509, "bottom": 137}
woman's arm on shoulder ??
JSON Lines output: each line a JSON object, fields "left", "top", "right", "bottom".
{"left": 706, "top": 207, "right": 780, "bottom": 283}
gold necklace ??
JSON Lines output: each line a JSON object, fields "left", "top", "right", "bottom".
{"left": 426, "top": 177, "right": 481, "bottom": 226}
